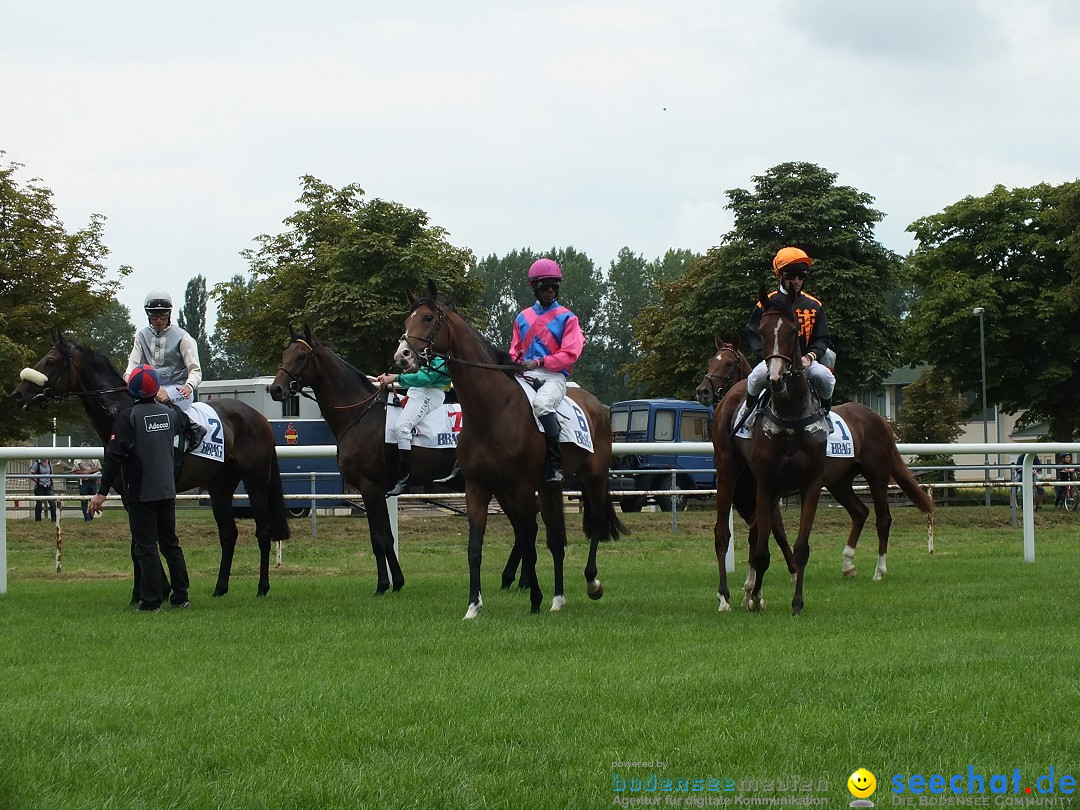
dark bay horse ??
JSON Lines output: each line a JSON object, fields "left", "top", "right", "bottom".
{"left": 11, "top": 332, "right": 290, "bottom": 597}
{"left": 737, "top": 290, "right": 829, "bottom": 615}
{"left": 395, "top": 281, "right": 625, "bottom": 619}
{"left": 268, "top": 325, "right": 460, "bottom": 595}
{"left": 701, "top": 333, "right": 934, "bottom": 600}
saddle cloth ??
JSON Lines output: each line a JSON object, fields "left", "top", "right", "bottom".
{"left": 733, "top": 400, "right": 854, "bottom": 459}
{"left": 185, "top": 402, "right": 226, "bottom": 462}
{"left": 384, "top": 401, "right": 464, "bottom": 448}
{"left": 515, "top": 378, "right": 594, "bottom": 453}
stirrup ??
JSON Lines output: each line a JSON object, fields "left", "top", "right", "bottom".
{"left": 386, "top": 477, "right": 409, "bottom": 497}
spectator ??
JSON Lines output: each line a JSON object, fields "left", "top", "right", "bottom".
{"left": 29, "top": 457, "right": 57, "bottom": 522}
{"left": 74, "top": 443, "right": 102, "bottom": 522}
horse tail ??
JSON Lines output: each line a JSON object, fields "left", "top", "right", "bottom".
{"left": 581, "top": 487, "right": 628, "bottom": 544}
{"left": 267, "top": 448, "right": 292, "bottom": 541}
{"left": 890, "top": 444, "right": 934, "bottom": 514}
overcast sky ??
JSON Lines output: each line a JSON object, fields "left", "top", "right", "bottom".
{"left": 5, "top": 0, "right": 1079, "bottom": 328}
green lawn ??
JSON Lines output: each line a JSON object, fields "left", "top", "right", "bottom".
{"left": 1, "top": 505, "right": 1078, "bottom": 809}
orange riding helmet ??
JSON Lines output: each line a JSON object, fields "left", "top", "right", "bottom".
{"left": 772, "top": 247, "right": 812, "bottom": 278}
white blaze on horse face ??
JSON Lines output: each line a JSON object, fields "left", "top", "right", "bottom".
{"left": 765, "top": 318, "right": 785, "bottom": 383}
{"left": 393, "top": 339, "right": 417, "bottom": 372}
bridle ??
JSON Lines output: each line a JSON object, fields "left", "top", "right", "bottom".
{"left": 403, "top": 300, "right": 522, "bottom": 372}
{"left": 278, "top": 337, "right": 384, "bottom": 412}
{"left": 700, "top": 346, "right": 743, "bottom": 403}
{"left": 20, "top": 346, "right": 126, "bottom": 406}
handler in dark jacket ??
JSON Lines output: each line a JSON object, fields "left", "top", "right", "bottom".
{"left": 89, "top": 364, "right": 191, "bottom": 611}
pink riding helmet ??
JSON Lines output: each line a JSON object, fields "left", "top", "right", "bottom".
{"left": 527, "top": 258, "right": 563, "bottom": 283}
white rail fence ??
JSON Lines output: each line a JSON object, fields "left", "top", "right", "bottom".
{"left": 3, "top": 442, "right": 1079, "bottom": 595}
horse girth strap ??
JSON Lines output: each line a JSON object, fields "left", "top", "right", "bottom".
{"left": 760, "top": 408, "right": 828, "bottom": 432}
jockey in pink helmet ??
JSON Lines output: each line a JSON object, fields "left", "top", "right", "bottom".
{"left": 509, "top": 258, "right": 585, "bottom": 484}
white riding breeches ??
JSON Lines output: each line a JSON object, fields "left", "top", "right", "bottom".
{"left": 163, "top": 385, "right": 193, "bottom": 411}
{"left": 746, "top": 359, "right": 835, "bottom": 401}
{"left": 523, "top": 369, "right": 567, "bottom": 416}
{"left": 395, "top": 387, "right": 445, "bottom": 447}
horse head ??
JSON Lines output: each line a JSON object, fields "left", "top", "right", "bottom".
{"left": 696, "top": 333, "right": 749, "bottom": 406}
{"left": 11, "top": 330, "right": 80, "bottom": 408}
{"left": 270, "top": 324, "right": 319, "bottom": 401}
{"left": 758, "top": 287, "right": 802, "bottom": 398}
{"left": 396, "top": 280, "right": 449, "bottom": 373}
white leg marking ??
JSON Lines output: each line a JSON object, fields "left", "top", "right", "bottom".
{"left": 873, "top": 554, "right": 887, "bottom": 581}
{"left": 842, "top": 545, "right": 856, "bottom": 577}
{"left": 717, "top": 592, "right": 731, "bottom": 612}
{"left": 550, "top": 594, "right": 566, "bottom": 612}
{"left": 463, "top": 593, "right": 483, "bottom": 621}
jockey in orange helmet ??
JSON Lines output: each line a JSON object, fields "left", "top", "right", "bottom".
{"left": 746, "top": 247, "right": 835, "bottom": 410}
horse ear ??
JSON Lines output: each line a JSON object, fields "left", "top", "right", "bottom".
{"left": 427, "top": 279, "right": 439, "bottom": 299}
{"left": 406, "top": 291, "right": 417, "bottom": 305}
{"left": 51, "top": 328, "right": 62, "bottom": 346}
{"left": 758, "top": 287, "right": 769, "bottom": 308}
{"left": 303, "top": 324, "right": 313, "bottom": 341}
{"left": 730, "top": 333, "right": 741, "bottom": 352}
{"left": 288, "top": 324, "right": 298, "bottom": 341}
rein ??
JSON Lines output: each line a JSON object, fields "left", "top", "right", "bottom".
{"left": 406, "top": 301, "right": 523, "bottom": 373}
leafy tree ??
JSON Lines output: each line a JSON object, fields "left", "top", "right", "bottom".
{"left": 628, "top": 162, "right": 903, "bottom": 402}
{"left": 213, "top": 176, "right": 481, "bottom": 374}
{"left": 598, "top": 248, "right": 697, "bottom": 403}
{"left": 177, "top": 274, "right": 209, "bottom": 353}
{"left": 206, "top": 274, "right": 264, "bottom": 379}
{"left": 905, "top": 182, "right": 1080, "bottom": 441}
{"left": 0, "top": 156, "right": 127, "bottom": 442}
{"left": 895, "top": 370, "right": 966, "bottom": 488}
{"left": 85, "top": 297, "right": 135, "bottom": 369}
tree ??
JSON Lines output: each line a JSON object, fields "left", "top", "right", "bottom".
{"left": 0, "top": 156, "right": 128, "bottom": 443}
{"left": 206, "top": 274, "right": 264, "bottom": 379}
{"left": 177, "top": 275, "right": 209, "bottom": 353}
{"left": 85, "top": 298, "right": 135, "bottom": 369}
{"left": 213, "top": 176, "right": 481, "bottom": 374}
{"left": 628, "top": 162, "right": 903, "bottom": 402}
{"left": 597, "top": 248, "right": 697, "bottom": 403}
{"left": 904, "top": 182, "right": 1080, "bottom": 441}
{"left": 895, "top": 370, "right": 966, "bottom": 492}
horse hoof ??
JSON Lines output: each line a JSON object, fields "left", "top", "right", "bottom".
{"left": 212, "top": 589, "right": 227, "bottom": 598}
{"left": 500, "top": 581, "right": 513, "bottom": 591}
{"left": 586, "top": 580, "right": 604, "bottom": 600}
{"left": 256, "top": 590, "right": 269, "bottom": 598}
{"left": 392, "top": 581, "right": 405, "bottom": 592}
{"left": 550, "top": 595, "right": 566, "bottom": 612}
{"left": 463, "top": 599, "right": 482, "bottom": 621}
{"left": 792, "top": 605, "right": 803, "bottom": 616}
{"left": 842, "top": 567, "right": 857, "bottom": 578}
{"left": 873, "top": 571, "right": 885, "bottom": 582}
{"left": 374, "top": 587, "right": 388, "bottom": 597}
{"left": 717, "top": 595, "right": 731, "bottom": 613}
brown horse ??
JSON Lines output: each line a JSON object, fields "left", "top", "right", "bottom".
{"left": 268, "top": 325, "right": 460, "bottom": 595}
{"left": 735, "top": 290, "right": 829, "bottom": 614}
{"left": 11, "top": 332, "right": 290, "bottom": 598}
{"left": 395, "top": 281, "right": 625, "bottom": 618}
{"left": 701, "top": 333, "right": 934, "bottom": 600}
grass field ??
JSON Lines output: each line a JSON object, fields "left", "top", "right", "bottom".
{"left": 2, "top": 503, "right": 1078, "bottom": 810}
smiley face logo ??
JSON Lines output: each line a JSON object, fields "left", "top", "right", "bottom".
{"left": 848, "top": 768, "right": 877, "bottom": 799}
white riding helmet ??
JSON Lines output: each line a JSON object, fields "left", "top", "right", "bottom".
{"left": 144, "top": 290, "right": 173, "bottom": 313}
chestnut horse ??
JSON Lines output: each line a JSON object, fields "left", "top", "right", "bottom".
{"left": 711, "top": 298, "right": 935, "bottom": 614}
{"left": 395, "top": 281, "right": 625, "bottom": 619}
{"left": 12, "top": 332, "right": 290, "bottom": 598}
{"left": 700, "top": 333, "right": 934, "bottom": 600}
{"left": 268, "top": 325, "right": 460, "bottom": 595}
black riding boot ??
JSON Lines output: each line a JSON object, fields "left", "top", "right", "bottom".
{"left": 386, "top": 448, "right": 411, "bottom": 497}
{"left": 538, "top": 413, "right": 565, "bottom": 485}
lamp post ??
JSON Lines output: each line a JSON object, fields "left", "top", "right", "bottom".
{"left": 973, "top": 307, "right": 990, "bottom": 506}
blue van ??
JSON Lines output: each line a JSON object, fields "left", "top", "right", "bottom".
{"left": 609, "top": 399, "right": 715, "bottom": 512}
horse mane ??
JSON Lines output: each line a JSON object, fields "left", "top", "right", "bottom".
{"left": 306, "top": 332, "right": 375, "bottom": 387}
{"left": 70, "top": 341, "right": 125, "bottom": 385}
{"left": 414, "top": 291, "right": 518, "bottom": 378}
